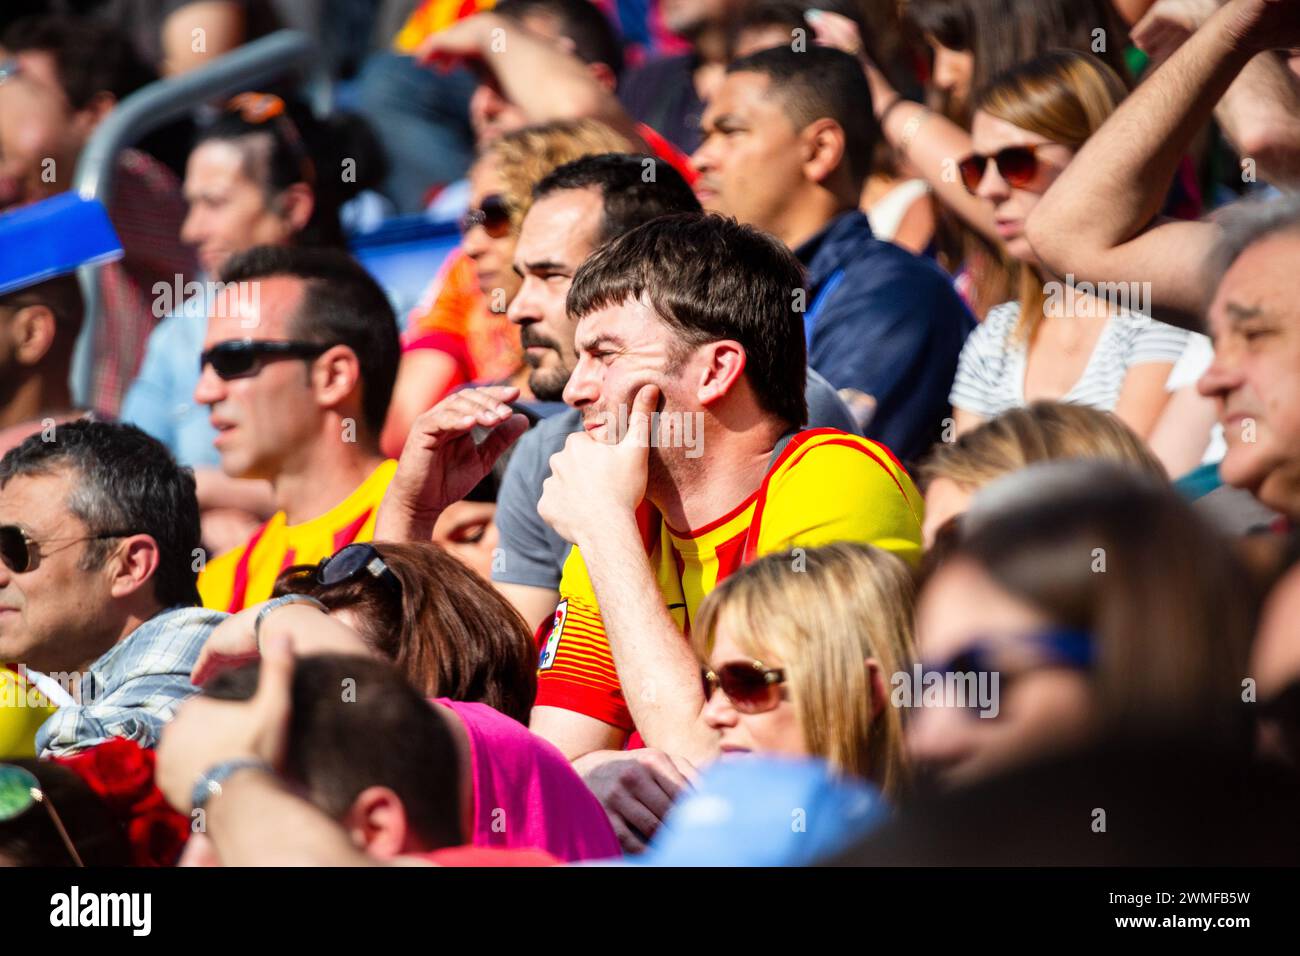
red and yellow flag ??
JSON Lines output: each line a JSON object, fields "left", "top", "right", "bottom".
{"left": 393, "top": 0, "right": 498, "bottom": 53}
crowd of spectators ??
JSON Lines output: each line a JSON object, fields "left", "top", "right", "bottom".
{"left": 2, "top": 0, "right": 1300, "bottom": 868}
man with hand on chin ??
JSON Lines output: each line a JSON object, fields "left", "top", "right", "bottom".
{"left": 527, "top": 213, "right": 923, "bottom": 766}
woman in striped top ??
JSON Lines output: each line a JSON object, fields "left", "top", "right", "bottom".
{"left": 948, "top": 52, "right": 1188, "bottom": 438}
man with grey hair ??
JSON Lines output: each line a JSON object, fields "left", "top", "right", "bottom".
{"left": 1197, "top": 195, "right": 1300, "bottom": 523}
{"left": 0, "top": 419, "right": 222, "bottom": 756}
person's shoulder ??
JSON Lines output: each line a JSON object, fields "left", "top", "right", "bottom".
{"left": 770, "top": 429, "right": 913, "bottom": 489}
{"left": 150, "top": 605, "right": 227, "bottom": 632}
{"left": 837, "top": 235, "right": 970, "bottom": 312}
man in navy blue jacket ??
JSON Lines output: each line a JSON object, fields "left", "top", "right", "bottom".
{"left": 692, "top": 45, "right": 974, "bottom": 463}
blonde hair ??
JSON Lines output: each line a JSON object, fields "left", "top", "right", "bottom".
{"left": 920, "top": 401, "right": 1166, "bottom": 492}
{"left": 692, "top": 543, "right": 916, "bottom": 797}
{"left": 482, "top": 119, "right": 634, "bottom": 232}
{"left": 972, "top": 50, "right": 1127, "bottom": 343}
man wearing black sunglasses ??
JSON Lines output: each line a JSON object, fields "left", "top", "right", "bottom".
{"left": 193, "top": 246, "right": 402, "bottom": 613}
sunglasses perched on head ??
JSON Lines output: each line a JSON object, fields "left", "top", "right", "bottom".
{"left": 0, "top": 764, "right": 84, "bottom": 866}
{"left": 702, "top": 660, "right": 788, "bottom": 715}
{"left": 957, "top": 144, "right": 1048, "bottom": 194}
{"left": 199, "top": 339, "right": 334, "bottom": 380}
{"left": 279, "top": 543, "right": 403, "bottom": 600}
{"left": 459, "top": 194, "right": 513, "bottom": 238}
{"left": 0, "top": 524, "right": 139, "bottom": 574}
{"left": 225, "top": 91, "right": 317, "bottom": 186}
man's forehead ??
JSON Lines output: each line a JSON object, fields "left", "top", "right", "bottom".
{"left": 518, "top": 189, "right": 602, "bottom": 263}
{"left": 1210, "top": 234, "right": 1300, "bottom": 330}
{"left": 575, "top": 295, "right": 662, "bottom": 343}
{"left": 206, "top": 274, "right": 302, "bottom": 339}
{"left": 704, "top": 70, "right": 777, "bottom": 122}
{"left": 0, "top": 468, "right": 74, "bottom": 526}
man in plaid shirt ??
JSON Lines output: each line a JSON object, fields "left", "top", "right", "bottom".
{"left": 0, "top": 420, "right": 222, "bottom": 757}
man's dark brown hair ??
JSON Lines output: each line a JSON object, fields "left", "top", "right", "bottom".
{"left": 566, "top": 212, "right": 809, "bottom": 429}
{"left": 204, "top": 655, "right": 465, "bottom": 851}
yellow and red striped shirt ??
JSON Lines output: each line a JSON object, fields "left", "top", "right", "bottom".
{"left": 198, "top": 461, "right": 398, "bottom": 613}
{"left": 536, "top": 429, "right": 924, "bottom": 731}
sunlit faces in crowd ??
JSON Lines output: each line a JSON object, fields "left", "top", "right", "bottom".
{"left": 909, "top": 554, "right": 1095, "bottom": 788}
{"left": 0, "top": 55, "right": 96, "bottom": 211}
{"left": 0, "top": 468, "right": 120, "bottom": 673}
{"left": 1198, "top": 229, "right": 1300, "bottom": 517}
{"left": 506, "top": 186, "right": 604, "bottom": 400}
{"left": 692, "top": 544, "right": 915, "bottom": 797}
{"left": 461, "top": 158, "right": 524, "bottom": 305}
{"left": 926, "top": 34, "right": 974, "bottom": 113}
{"left": 181, "top": 137, "right": 313, "bottom": 277}
{"left": 193, "top": 278, "right": 358, "bottom": 481}
{"left": 431, "top": 499, "right": 499, "bottom": 582}
{"left": 690, "top": 70, "right": 815, "bottom": 235}
{"left": 965, "top": 111, "right": 1073, "bottom": 264}
{"left": 561, "top": 294, "right": 717, "bottom": 467}
{"left": 908, "top": 463, "right": 1255, "bottom": 791}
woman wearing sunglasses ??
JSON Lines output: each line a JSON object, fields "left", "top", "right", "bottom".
{"left": 909, "top": 461, "right": 1254, "bottom": 790}
{"left": 382, "top": 119, "right": 633, "bottom": 458}
{"left": 947, "top": 50, "right": 1189, "bottom": 441}
{"left": 691, "top": 543, "right": 916, "bottom": 800}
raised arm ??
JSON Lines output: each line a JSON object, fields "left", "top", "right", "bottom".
{"left": 1026, "top": 0, "right": 1300, "bottom": 331}
{"left": 808, "top": 10, "right": 1000, "bottom": 244}
{"left": 417, "top": 13, "right": 646, "bottom": 148}
{"left": 1132, "top": 0, "right": 1300, "bottom": 188}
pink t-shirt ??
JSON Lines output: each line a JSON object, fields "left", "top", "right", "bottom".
{"left": 436, "top": 699, "right": 620, "bottom": 862}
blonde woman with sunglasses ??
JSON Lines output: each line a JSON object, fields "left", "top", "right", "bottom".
{"left": 691, "top": 542, "right": 916, "bottom": 799}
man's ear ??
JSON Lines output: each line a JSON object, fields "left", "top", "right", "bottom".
{"left": 311, "top": 345, "right": 364, "bottom": 421}
{"left": 9, "top": 304, "right": 59, "bottom": 367}
{"left": 585, "top": 61, "right": 618, "bottom": 94}
{"left": 70, "top": 90, "right": 118, "bottom": 141}
{"left": 274, "top": 183, "right": 316, "bottom": 237}
{"left": 695, "top": 339, "right": 748, "bottom": 408}
{"left": 342, "top": 786, "right": 411, "bottom": 859}
{"left": 801, "top": 117, "right": 848, "bottom": 187}
{"left": 106, "top": 534, "right": 161, "bottom": 601}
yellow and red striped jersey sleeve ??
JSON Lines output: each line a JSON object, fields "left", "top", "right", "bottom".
{"left": 535, "top": 545, "right": 632, "bottom": 731}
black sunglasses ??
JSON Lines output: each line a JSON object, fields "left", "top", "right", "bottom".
{"left": 957, "top": 144, "right": 1047, "bottom": 195}
{"left": 459, "top": 194, "right": 513, "bottom": 238}
{"left": 199, "top": 339, "right": 334, "bottom": 380}
{"left": 0, "top": 525, "right": 140, "bottom": 575}
{"left": 702, "top": 660, "right": 788, "bottom": 715}
{"left": 279, "top": 543, "right": 402, "bottom": 600}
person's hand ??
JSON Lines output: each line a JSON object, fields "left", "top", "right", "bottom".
{"left": 375, "top": 385, "right": 529, "bottom": 541}
{"left": 1131, "top": 0, "right": 1218, "bottom": 65}
{"left": 576, "top": 748, "right": 697, "bottom": 854}
{"left": 538, "top": 384, "right": 657, "bottom": 545}
{"left": 157, "top": 631, "right": 296, "bottom": 813}
{"left": 190, "top": 604, "right": 262, "bottom": 686}
{"left": 1220, "top": 0, "right": 1300, "bottom": 54}
{"left": 805, "top": 9, "right": 865, "bottom": 58}
{"left": 414, "top": 12, "right": 502, "bottom": 72}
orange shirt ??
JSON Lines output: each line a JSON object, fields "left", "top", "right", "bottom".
{"left": 198, "top": 461, "right": 398, "bottom": 613}
{"left": 403, "top": 250, "right": 523, "bottom": 386}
